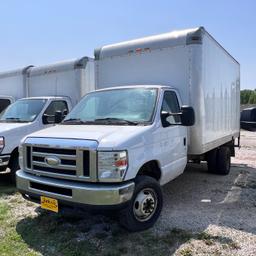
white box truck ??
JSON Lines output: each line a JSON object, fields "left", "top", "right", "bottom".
{"left": 17, "top": 27, "right": 240, "bottom": 231}
{"left": 0, "top": 57, "right": 94, "bottom": 180}
{"left": 0, "top": 66, "right": 33, "bottom": 112}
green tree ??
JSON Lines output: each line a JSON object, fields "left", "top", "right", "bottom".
{"left": 248, "top": 91, "right": 256, "bottom": 104}
{"left": 241, "top": 89, "right": 256, "bottom": 104}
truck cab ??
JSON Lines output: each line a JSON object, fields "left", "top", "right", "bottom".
{"left": 16, "top": 85, "right": 194, "bottom": 231}
{"left": 0, "top": 96, "right": 72, "bottom": 180}
{"left": 17, "top": 27, "right": 239, "bottom": 231}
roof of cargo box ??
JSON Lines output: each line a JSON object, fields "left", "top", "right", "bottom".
{"left": 95, "top": 27, "right": 202, "bottom": 60}
{"left": 28, "top": 56, "right": 92, "bottom": 77}
{"left": 95, "top": 27, "right": 239, "bottom": 64}
{"left": 0, "top": 65, "right": 33, "bottom": 79}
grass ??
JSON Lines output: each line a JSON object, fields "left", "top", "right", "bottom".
{"left": 0, "top": 173, "right": 242, "bottom": 256}
{"left": 0, "top": 180, "right": 191, "bottom": 256}
{"left": 0, "top": 202, "right": 240, "bottom": 256}
{"left": 0, "top": 189, "right": 195, "bottom": 256}
{"left": 0, "top": 201, "right": 39, "bottom": 256}
{"left": 15, "top": 214, "right": 190, "bottom": 256}
{"left": 179, "top": 248, "right": 193, "bottom": 256}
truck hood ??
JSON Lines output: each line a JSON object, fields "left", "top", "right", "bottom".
{"left": 0, "top": 122, "right": 40, "bottom": 155}
{"left": 0, "top": 122, "right": 30, "bottom": 133}
{"left": 26, "top": 124, "right": 154, "bottom": 149}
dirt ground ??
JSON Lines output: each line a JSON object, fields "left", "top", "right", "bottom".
{"left": 0, "top": 130, "right": 255, "bottom": 256}
{"left": 158, "top": 130, "right": 256, "bottom": 255}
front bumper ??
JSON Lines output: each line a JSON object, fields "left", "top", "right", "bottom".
{"left": 0, "top": 154, "right": 10, "bottom": 167}
{"left": 16, "top": 170, "right": 135, "bottom": 207}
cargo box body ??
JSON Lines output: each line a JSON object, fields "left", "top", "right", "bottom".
{"left": 27, "top": 57, "right": 95, "bottom": 107}
{"left": 0, "top": 57, "right": 95, "bottom": 108}
{"left": 0, "top": 66, "right": 32, "bottom": 99}
{"left": 95, "top": 27, "right": 240, "bottom": 155}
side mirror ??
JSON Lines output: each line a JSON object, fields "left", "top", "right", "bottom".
{"left": 42, "top": 114, "right": 48, "bottom": 124}
{"left": 54, "top": 110, "right": 63, "bottom": 123}
{"left": 63, "top": 109, "right": 68, "bottom": 117}
{"left": 180, "top": 106, "right": 195, "bottom": 126}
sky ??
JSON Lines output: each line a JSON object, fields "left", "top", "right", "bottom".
{"left": 0, "top": 0, "right": 255, "bottom": 89}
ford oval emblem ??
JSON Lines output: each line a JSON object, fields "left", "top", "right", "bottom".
{"left": 45, "top": 156, "right": 61, "bottom": 166}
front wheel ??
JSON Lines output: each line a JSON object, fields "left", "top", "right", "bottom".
{"left": 9, "top": 156, "right": 19, "bottom": 183}
{"left": 119, "top": 175, "right": 163, "bottom": 232}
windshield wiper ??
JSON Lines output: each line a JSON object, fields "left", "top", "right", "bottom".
{"left": 62, "top": 118, "right": 95, "bottom": 125}
{"left": 6, "top": 117, "right": 21, "bottom": 120}
{"left": 1, "top": 117, "right": 27, "bottom": 123}
{"left": 63, "top": 118, "right": 81, "bottom": 123}
{"left": 94, "top": 118, "right": 139, "bottom": 125}
{"left": 63, "top": 117, "right": 141, "bottom": 125}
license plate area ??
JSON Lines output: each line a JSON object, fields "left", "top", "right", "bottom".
{"left": 40, "top": 196, "right": 59, "bottom": 213}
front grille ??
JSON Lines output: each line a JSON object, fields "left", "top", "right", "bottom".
{"left": 27, "top": 146, "right": 90, "bottom": 179}
{"left": 83, "top": 151, "right": 90, "bottom": 176}
{"left": 33, "top": 147, "right": 76, "bottom": 155}
{"left": 26, "top": 146, "right": 31, "bottom": 169}
{"left": 33, "top": 165, "right": 76, "bottom": 176}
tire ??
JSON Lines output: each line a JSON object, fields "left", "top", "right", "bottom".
{"left": 206, "top": 149, "right": 218, "bottom": 173}
{"left": 9, "top": 156, "right": 19, "bottom": 184}
{"left": 119, "top": 175, "right": 163, "bottom": 232}
{"left": 216, "top": 147, "right": 231, "bottom": 175}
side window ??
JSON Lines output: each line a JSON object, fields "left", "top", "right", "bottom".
{"left": 161, "top": 91, "right": 181, "bottom": 126}
{"left": 0, "top": 99, "right": 11, "bottom": 113}
{"left": 43, "top": 100, "right": 68, "bottom": 124}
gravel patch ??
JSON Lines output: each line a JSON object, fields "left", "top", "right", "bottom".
{"left": 154, "top": 130, "right": 256, "bottom": 255}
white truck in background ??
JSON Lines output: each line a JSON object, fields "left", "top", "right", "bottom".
{"left": 0, "top": 66, "right": 33, "bottom": 112}
{"left": 0, "top": 57, "right": 94, "bottom": 181}
{"left": 17, "top": 27, "right": 240, "bottom": 231}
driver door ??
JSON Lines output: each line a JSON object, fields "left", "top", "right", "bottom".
{"left": 159, "top": 90, "right": 187, "bottom": 183}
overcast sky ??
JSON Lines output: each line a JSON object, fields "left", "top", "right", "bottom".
{"left": 0, "top": 0, "right": 255, "bottom": 89}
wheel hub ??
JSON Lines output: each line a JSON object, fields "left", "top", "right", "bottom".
{"left": 133, "top": 188, "right": 157, "bottom": 222}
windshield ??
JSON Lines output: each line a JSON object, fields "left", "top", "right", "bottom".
{"left": 0, "top": 99, "right": 47, "bottom": 123}
{"left": 63, "top": 88, "right": 158, "bottom": 125}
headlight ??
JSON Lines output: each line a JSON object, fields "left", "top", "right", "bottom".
{"left": 98, "top": 151, "right": 128, "bottom": 182}
{"left": 0, "top": 137, "right": 4, "bottom": 152}
{"left": 18, "top": 144, "right": 24, "bottom": 169}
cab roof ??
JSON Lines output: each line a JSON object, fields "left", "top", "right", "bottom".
{"left": 17, "top": 96, "right": 69, "bottom": 100}
{"left": 93, "top": 85, "right": 174, "bottom": 92}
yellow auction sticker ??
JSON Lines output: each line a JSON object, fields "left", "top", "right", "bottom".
{"left": 40, "top": 196, "right": 59, "bottom": 213}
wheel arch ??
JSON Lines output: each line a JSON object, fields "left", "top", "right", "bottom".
{"left": 136, "top": 160, "right": 162, "bottom": 181}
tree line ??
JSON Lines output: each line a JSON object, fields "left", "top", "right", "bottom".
{"left": 241, "top": 89, "right": 256, "bottom": 104}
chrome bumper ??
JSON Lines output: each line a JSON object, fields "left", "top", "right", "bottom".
{"left": 16, "top": 170, "right": 135, "bottom": 206}
{"left": 0, "top": 155, "right": 10, "bottom": 167}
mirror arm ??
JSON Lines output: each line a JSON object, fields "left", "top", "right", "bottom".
{"left": 169, "top": 112, "right": 182, "bottom": 116}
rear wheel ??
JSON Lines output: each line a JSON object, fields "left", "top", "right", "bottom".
{"left": 119, "top": 175, "right": 163, "bottom": 232}
{"left": 207, "top": 147, "right": 231, "bottom": 175}
{"left": 216, "top": 147, "right": 231, "bottom": 175}
{"left": 207, "top": 149, "right": 218, "bottom": 172}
